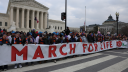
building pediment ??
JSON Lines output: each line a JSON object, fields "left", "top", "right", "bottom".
{"left": 10, "top": 0, "right": 49, "bottom": 10}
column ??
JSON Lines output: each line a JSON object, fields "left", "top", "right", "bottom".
{"left": 21, "top": 8, "right": 24, "bottom": 28}
{"left": 36, "top": 11, "right": 39, "bottom": 29}
{"left": 10, "top": 7, "right": 13, "bottom": 24}
{"left": 44, "top": 12, "right": 47, "bottom": 29}
{"left": 31, "top": 10, "right": 35, "bottom": 29}
{"left": 16, "top": 7, "right": 19, "bottom": 28}
{"left": 40, "top": 12, "right": 43, "bottom": 29}
{"left": 26, "top": 9, "right": 29, "bottom": 29}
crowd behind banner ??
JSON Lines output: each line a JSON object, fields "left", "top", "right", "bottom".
{"left": 0, "top": 27, "right": 128, "bottom": 71}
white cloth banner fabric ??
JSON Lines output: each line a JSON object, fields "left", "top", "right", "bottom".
{"left": 0, "top": 40, "right": 127, "bottom": 66}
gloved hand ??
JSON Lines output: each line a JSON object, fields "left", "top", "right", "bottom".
{"left": 10, "top": 43, "right": 12, "bottom": 46}
{"left": 0, "top": 43, "right": 3, "bottom": 46}
{"left": 7, "top": 43, "right": 10, "bottom": 45}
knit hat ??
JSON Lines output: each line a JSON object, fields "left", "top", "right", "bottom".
{"left": 56, "top": 33, "right": 59, "bottom": 35}
{"left": 12, "top": 31, "right": 15, "bottom": 34}
{"left": 61, "top": 33, "right": 64, "bottom": 36}
{"left": 38, "top": 31, "right": 42, "bottom": 34}
{"left": 27, "top": 32, "right": 32, "bottom": 36}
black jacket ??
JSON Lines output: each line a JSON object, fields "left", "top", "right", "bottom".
{"left": 87, "top": 34, "right": 93, "bottom": 43}
{"left": 65, "top": 29, "right": 70, "bottom": 35}
{"left": 56, "top": 38, "right": 65, "bottom": 44}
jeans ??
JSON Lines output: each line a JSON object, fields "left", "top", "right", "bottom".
{"left": 15, "top": 63, "right": 21, "bottom": 66}
{"left": 0, "top": 65, "right": 8, "bottom": 70}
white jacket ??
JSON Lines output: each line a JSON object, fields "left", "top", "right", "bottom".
{"left": 8, "top": 35, "right": 12, "bottom": 43}
{"left": 82, "top": 36, "right": 88, "bottom": 43}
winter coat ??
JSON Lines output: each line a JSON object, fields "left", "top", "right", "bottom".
{"left": 82, "top": 36, "right": 88, "bottom": 43}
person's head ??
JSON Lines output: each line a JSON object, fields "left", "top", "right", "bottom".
{"left": 11, "top": 31, "right": 15, "bottom": 36}
{"left": 3, "top": 34, "right": 7, "bottom": 39}
{"left": 125, "top": 37, "right": 127, "bottom": 40}
{"left": 89, "top": 32, "right": 92, "bottom": 35}
{"left": 79, "top": 36, "right": 81, "bottom": 39}
{"left": 52, "top": 34, "right": 56, "bottom": 38}
{"left": 29, "top": 35, "right": 32, "bottom": 38}
{"left": 24, "top": 32, "right": 26, "bottom": 36}
{"left": 65, "top": 36, "right": 68, "bottom": 40}
{"left": 60, "top": 35, "right": 63, "bottom": 38}
{"left": 7, "top": 32, "right": 11, "bottom": 36}
{"left": 71, "top": 35, "right": 75, "bottom": 38}
{"left": 15, "top": 33, "right": 20, "bottom": 38}
{"left": 84, "top": 34, "right": 87, "bottom": 37}
{"left": 67, "top": 27, "right": 69, "bottom": 29}
{"left": 57, "top": 35, "right": 60, "bottom": 39}
{"left": 27, "top": 32, "right": 32, "bottom": 38}
{"left": 50, "top": 36, "right": 52, "bottom": 39}
{"left": 44, "top": 35, "right": 47, "bottom": 39}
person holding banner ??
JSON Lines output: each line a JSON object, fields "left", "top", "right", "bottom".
{"left": 0, "top": 34, "right": 10, "bottom": 71}
{"left": 97, "top": 35, "right": 102, "bottom": 42}
{"left": 25, "top": 32, "right": 34, "bottom": 65}
{"left": 52, "top": 34, "right": 57, "bottom": 44}
{"left": 11, "top": 32, "right": 23, "bottom": 69}
{"left": 26, "top": 32, "right": 34, "bottom": 44}
{"left": 51, "top": 34, "right": 57, "bottom": 63}
{"left": 87, "top": 32, "right": 94, "bottom": 43}
{"left": 81, "top": 34, "right": 88, "bottom": 43}
{"left": 77, "top": 36, "right": 82, "bottom": 42}
{"left": 69, "top": 35, "right": 77, "bottom": 58}
{"left": 56, "top": 34, "right": 65, "bottom": 44}
{"left": 65, "top": 36, "right": 69, "bottom": 43}
{"left": 69, "top": 35, "right": 76, "bottom": 42}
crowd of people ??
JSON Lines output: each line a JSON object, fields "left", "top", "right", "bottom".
{"left": 0, "top": 27, "right": 127, "bottom": 71}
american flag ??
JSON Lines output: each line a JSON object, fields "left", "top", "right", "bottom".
{"left": 35, "top": 17, "right": 39, "bottom": 23}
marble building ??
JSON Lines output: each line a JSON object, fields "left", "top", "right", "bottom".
{"left": 0, "top": 0, "right": 65, "bottom": 33}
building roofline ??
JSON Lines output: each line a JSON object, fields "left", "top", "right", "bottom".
{"left": 48, "top": 19, "right": 65, "bottom": 24}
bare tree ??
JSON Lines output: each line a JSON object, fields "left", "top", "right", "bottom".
{"left": 120, "top": 26, "right": 128, "bottom": 35}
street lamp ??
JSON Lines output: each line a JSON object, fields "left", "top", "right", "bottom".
{"left": 115, "top": 12, "right": 119, "bottom": 35}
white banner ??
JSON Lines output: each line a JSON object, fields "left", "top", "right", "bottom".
{"left": 0, "top": 40, "right": 127, "bottom": 66}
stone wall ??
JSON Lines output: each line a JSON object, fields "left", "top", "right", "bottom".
{"left": 0, "top": 13, "right": 10, "bottom": 30}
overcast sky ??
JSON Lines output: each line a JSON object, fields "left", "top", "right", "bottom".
{"left": 0, "top": 0, "right": 128, "bottom": 28}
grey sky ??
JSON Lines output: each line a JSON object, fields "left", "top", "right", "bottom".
{"left": 0, "top": 0, "right": 128, "bottom": 28}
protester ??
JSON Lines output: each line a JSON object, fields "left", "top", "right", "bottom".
{"left": 0, "top": 34, "right": 10, "bottom": 71}
{"left": 0, "top": 27, "right": 128, "bottom": 71}
{"left": 65, "top": 27, "right": 70, "bottom": 35}
{"left": 11, "top": 33, "right": 23, "bottom": 69}
{"left": 87, "top": 32, "right": 94, "bottom": 43}
{"left": 25, "top": 32, "right": 34, "bottom": 65}
{"left": 77, "top": 36, "right": 82, "bottom": 42}
{"left": 82, "top": 34, "right": 88, "bottom": 43}
{"left": 69, "top": 35, "right": 76, "bottom": 42}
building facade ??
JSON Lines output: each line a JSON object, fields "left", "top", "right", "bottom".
{"left": 48, "top": 19, "right": 65, "bottom": 32}
{"left": 69, "top": 27, "right": 80, "bottom": 32}
{"left": 80, "top": 15, "right": 128, "bottom": 35}
{"left": 0, "top": 0, "right": 65, "bottom": 32}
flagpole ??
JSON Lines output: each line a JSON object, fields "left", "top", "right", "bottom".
{"left": 85, "top": 6, "right": 86, "bottom": 32}
{"left": 65, "top": 0, "right": 67, "bottom": 31}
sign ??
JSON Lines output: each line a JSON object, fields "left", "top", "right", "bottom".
{"left": 0, "top": 40, "right": 127, "bottom": 66}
